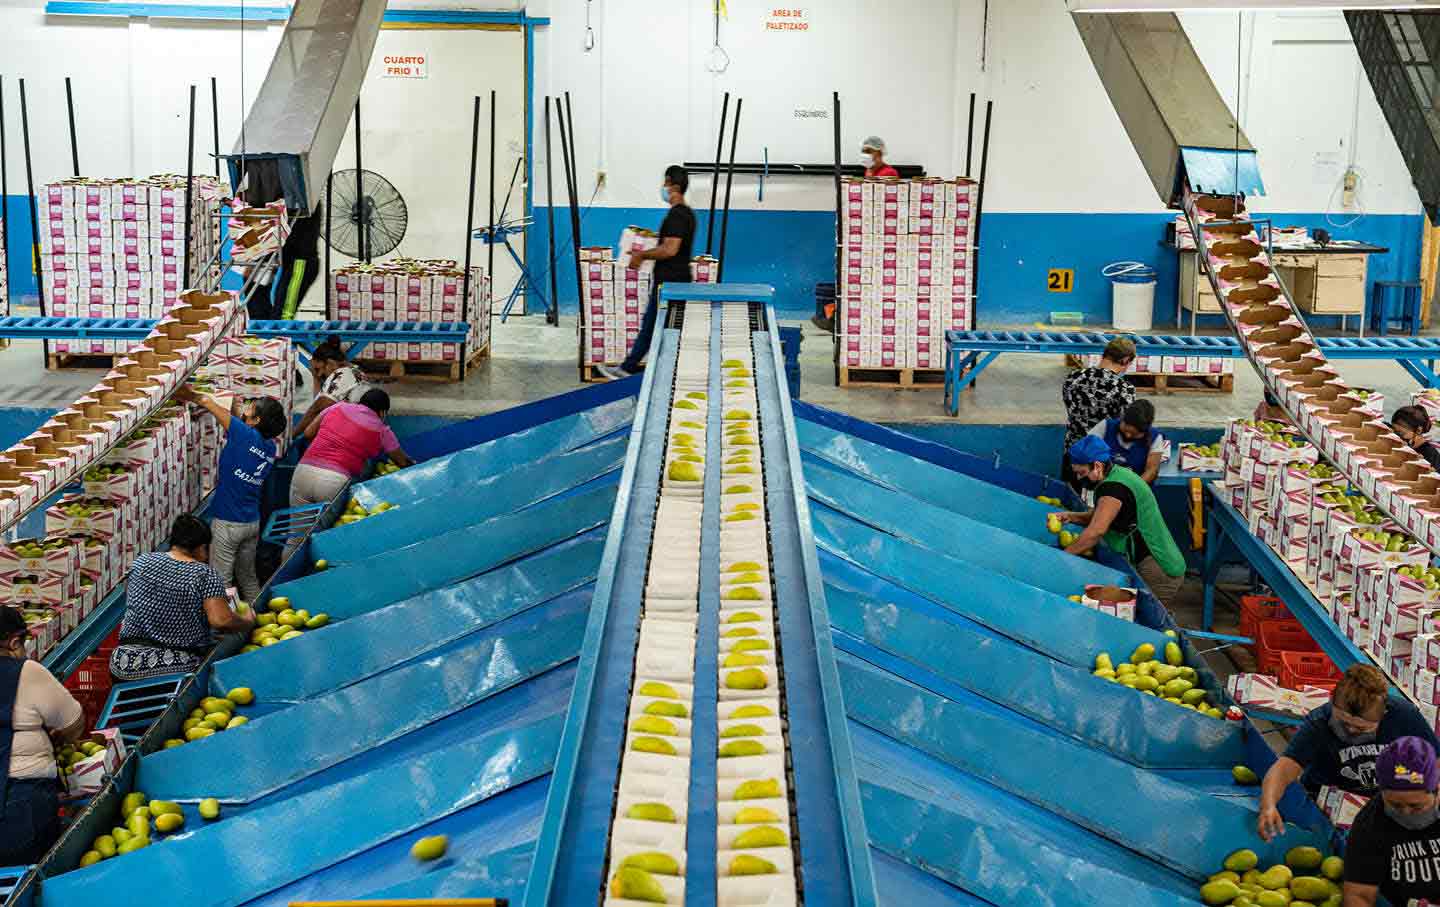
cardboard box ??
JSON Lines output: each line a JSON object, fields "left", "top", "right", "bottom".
{"left": 62, "top": 728, "right": 127, "bottom": 798}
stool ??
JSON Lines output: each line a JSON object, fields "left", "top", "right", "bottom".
{"left": 1369, "top": 280, "right": 1423, "bottom": 336}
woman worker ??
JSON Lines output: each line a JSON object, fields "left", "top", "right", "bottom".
{"left": 110, "top": 515, "right": 257, "bottom": 681}
{"left": 1051, "top": 435, "right": 1187, "bottom": 607}
{"left": 291, "top": 337, "right": 372, "bottom": 440}
{"left": 1061, "top": 337, "right": 1136, "bottom": 487}
{"left": 1256, "top": 663, "right": 1437, "bottom": 841}
{"left": 1392, "top": 405, "right": 1440, "bottom": 472}
{"left": 0, "top": 606, "right": 84, "bottom": 864}
{"left": 1341, "top": 736, "right": 1440, "bottom": 906}
{"left": 1090, "top": 399, "right": 1171, "bottom": 485}
{"left": 286, "top": 389, "right": 413, "bottom": 557}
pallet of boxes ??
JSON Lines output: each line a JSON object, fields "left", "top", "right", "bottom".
{"left": 577, "top": 223, "right": 718, "bottom": 382}
{"left": 1070, "top": 351, "right": 1236, "bottom": 394}
{"left": 835, "top": 177, "right": 976, "bottom": 389}
{"left": 0, "top": 290, "right": 245, "bottom": 672}
{"left": 329, "top": 258, "right": 490, "bottom": 382}
{"left": 38, "top": 176, "right": 225, "bottom": 368}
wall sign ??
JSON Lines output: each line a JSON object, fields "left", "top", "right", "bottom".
{"left": 382, "top": 54, "right": 428, "bottom": 79}
{"left": 1048, "top": 269, "right": 1075, "bottom": 293}
{"left": 765, "top": 8, "right": 809, "bottom": 33}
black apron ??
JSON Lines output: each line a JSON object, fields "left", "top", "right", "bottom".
{"left": 0, "top": 656, "right": 24, "bottom": 807}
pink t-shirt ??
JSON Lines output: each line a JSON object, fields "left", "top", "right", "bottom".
{"left": 301, "top": 402, "right": 400, "bottom": 477}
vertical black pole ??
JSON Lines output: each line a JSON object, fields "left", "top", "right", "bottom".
{"left": 973, "top": 100, "right": 993, "bottom": 326}
{"left": 717, "top": 98, "right": 741, "bottom": 283}
{"left": 964, "top": 92, "right": 977, "bottom": 177}
{"left": 64, "top": 77, "right": 79, "bottom": 177}
{"left": 211, "top": 77, "right": 221, "bottom": 179}
{"left": 19, "top": 79, "right": 43, "bottom": 316}
{"left": 0, "top": 76, "right": 9, "bottom": 309}
{"left": 487, "top": 89, "right": 496, "bottom": 292}
{"left": 706, "top": 92, "right": 729, "bottom": 255}
{"left": 324, "top": 172, "right": 333, "bottom": 313}
{"left": 556, "top": 99, "right": 583, "bottom": 325}
{"left": 562, "top": 94, "right": 583, "bottom": 314}
{"left": 354, "top": 99, "right": 365, "bottom": 262}
{"left": 832, "top": 90, "right": 843, "bottom": 381}
{"left": 184, "top": 84, "right": 196, "bottom": 288}
{"left": 543, "top": 96, "right": 558, "bottom": 325}
{"left": 462, "top": 95, "right": 481, "bottom": 379}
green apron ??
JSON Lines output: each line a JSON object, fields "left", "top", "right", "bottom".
{"left": 1100, "top": 465, "right": 1186, "bottom": 577}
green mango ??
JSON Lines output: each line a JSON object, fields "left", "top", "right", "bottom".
{"left": 1183, "top": 689, "right": 1210, "bottom": 706}
{"left": 627, "top": 802, "right": 677, "bottom": 823}
{"left": 149, "top": 800, "right": 181, "bottom": 817}
{"left": 1165, "top": 641, "right": 1183, "bottom": 666}
{"left": 631, "top": 716, "right": 678, "bottom": 736}
{"left": 727, "top": 854, "right": 778, "bottom": 876}
{"left": 154, "top": 813, "right": 184, "bottom": 833}
{"left": 127, "top": 812, "right": 150, "bottom": 838}
{"left": 1163, "top": 677, "right": 1194, "bottom": 698}
{"left": 1288, "top": 878, "right": 1336, "bottom": 902}
{"left": 637, "top": 681, "right": 679, "bottom": 699}
{"left": 724, "top": 668, "right": 768, "bottom": 690}
{"left": 608, "top": 867, "right": 666, "bottom": 903}
{"left": 732, "top": 825, "right": 788, "bottom": 849}
{"left": 733, "top": 806, "right": 781, "bottom": 824}
{"left": 1259, "top": 865, "right": 1293, "bottom": 889}
{"left": 719, "top": 740, "right": 767, "bottom": 758}
{"left": 1256, "top": 890, "right": 1291, "bottom": 907}
{"left": 1225, "top": 850, "right": 1259, "bottom": 873}
{"left": 1130, "top": 643, "right": 1156, "bottom": 664}
{"left": 409, "top": 835, "right": 447, "bottom": 861}
{"left": 644, "top": 701, "right": 689, "bottom": 718}
{"left": 733, "top": 779, "right": 781, "bottom": 800}
{"left": 1210, "top": 871, "right": 1241, "bottom": 884}
{"left": 94, "top": 835, "right": 116, "bottom": 858}
{"left": 199, "top": 798, "right": 220, "bottom": 821}
{"left": 1320, "top": 856, "right": 1343, "bottom": 881}
{"left": 631, "top": 736, "right": 679, "bottom": 756}
{"left": 622, "top": 852, "right": 681, "bottom": 876}
{"left": 1232, "top": 765, "right": 1260, "bottom": 785}
{"left": 1201, "top": 879, "right": 1242, "bottom": 905}
{"left": 79, "top": 850, "right": 102, "bottom": 867}
{"left": 116, "top": 836, "right": 149, "bottom": 855}
{"left": 121, "top": 792, "right": 147, "bottom": 816}
{"left": 721, "top": 723, "right": 765, "bottom": 738}
{"left": 1152, "top": 664, "right": 1180, "bottom": 684}
{"left": 1285, "top": 847, "right": 1324, "bottom": 872}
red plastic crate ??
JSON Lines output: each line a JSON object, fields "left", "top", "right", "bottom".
{"left": 1240, "top": 594, "right": 1288, "bottom": 643}
{"left": 63, "top": 652, "right": 113, "bottom": 731}
{"left": 1279, "top": 650, "right": 1342, "bottom": 692}
{"left": 1256, "top": 619, "right": 1320, "bottom": 676}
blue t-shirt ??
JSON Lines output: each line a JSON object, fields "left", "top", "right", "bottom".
{"left": 1284, "top": 697, "right": 1439, "bottom": 794}
{"left": 209, "top": 420, "right": 276, "bottom": 523}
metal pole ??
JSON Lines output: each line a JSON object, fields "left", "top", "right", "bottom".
{"left": 354, "top": 99, "right": 365, "bottom": 262}
{"left": 832, "top": 90, "right": 842, "bottom": 382}
{"left": 19, "top": 79, "right": 44, "bottom": 316}
{"left": 324, "top": 172, "right": 333, "bottom": 313}
{"left": 562, "top": 94, "right": 583, "bottom": 319}
{"left": 543, "top": 95, "right": 558, "bottom": 326}
{"left": 64, "top": 77, "right": 79, "bottom": 177}
{"left": 462, "top": 95, "right": 481, "bottom": 380}
{"left": 717, "top": 98, "right": 741, "bottom": 283}
{"left": 964, "top": 92, "right": 976, "bottom": 177}
{"left": 0, "top": 76, "right": 10, "bottom": 310}
{"left": 211, "top": 77, "right": 221, "bottom": 179}
{"left": 706, "top": 92, "right": 729, "bottom": 255}
{"left": 487, "top": 89, "right": 496, "bottom": 291}
{"left": 973, "top": 100, "right": 993, "bottom": 326}
{"left": 556, "top": 98, "right": 583, "bottom": 369}
{"left": 184, "top": 84, "right": 196, "bottom": 288}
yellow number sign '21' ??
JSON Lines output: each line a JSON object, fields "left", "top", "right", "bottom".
{"left": 1048, "top": 269, "right": 1074, "bottom": 293}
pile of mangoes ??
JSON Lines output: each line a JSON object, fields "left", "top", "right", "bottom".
{"left": 239, "top": 596, "right": 329, "bottom": 653}
{"left": 1201, "top": 846, "right": 1343, "bottom": 906}
{"left": 75, "top": 791, "right": 222, "bottom": 867}
{"left": 1093, "top": 639, "right": 1224, "bottom": 719}
{"left": 160, "top": 687, "right": 255, "bottom": 747}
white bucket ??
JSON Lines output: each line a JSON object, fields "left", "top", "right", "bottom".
{"left": 1104, "top": 261, "right": 1157, "bottom": 332}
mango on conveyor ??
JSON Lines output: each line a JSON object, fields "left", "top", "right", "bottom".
{"left": 728, "top": 854, "right": 778, "bottom": 876}
{"left": 410, "top": 834, "right": 448, "bottom": 861}
{"left": 610, "top": 866, "right": 666, "bottom": 903}
{"left": 733, "top": 806, "right": 782, "bottom": 824}
{"left": 732, "top": 779, "right": 781, "bottom": 800}
{"left": 719, "top": 740, "right": 767, "bottom": 758}
{"left": 623, "top": 852, "right": 681, "bottom": 876}
{"left": 627, "top": 802, "right": 678, "bottom": 823}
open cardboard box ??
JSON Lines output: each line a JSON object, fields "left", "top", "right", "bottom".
{"left": 1372, "top": 462, "right": 1434, "bottom": 515}
{"left": 1246, "top": 323, "right": 1307, "bottom": 348}
{"left": 1359, "top": 449, "right": 1427, "bottom": 499}
{"left": 1255, "top": 340, "right": 1319, "bottom": 367}
{"left": 123, "top": 349, "right": 188, "bottom": 381}
{"left": 41, "top": 414, "right": 109, "bottom": 461}
{"left": 102, "top": 376, "right": 166, "bottom": 408}
{"left": 1209, "top": 235, "right": 1264, "bottom": 260}
{"left": 39, "top": 428, "right": 97, "bottom": 468}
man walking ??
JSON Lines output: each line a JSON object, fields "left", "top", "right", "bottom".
{"left": 598, "top": 165, "right": 696, "bottom": 379}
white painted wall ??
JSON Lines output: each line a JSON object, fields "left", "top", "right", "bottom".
{"left": 531, "top": 0, "right": 1422, "bottom": 219}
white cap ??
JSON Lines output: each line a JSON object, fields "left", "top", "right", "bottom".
{"left": 861, "top": 136, "right": 886, "bottom": 153}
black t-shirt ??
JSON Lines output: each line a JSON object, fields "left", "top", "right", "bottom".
{"left": 654, "top": 204, "right": 696, "bottom": 284}
{"left": 1345, "top": 796, "right": 1440, "bottom": 904}
{"left": 1284, "top": 699, "right": 1440, "bottom": 793}
{"left": 1094, "top": 478, "right": 1150, "bottom": 563}
{"left": 1418, "top": 441, "right": 1440, "bottom": 474}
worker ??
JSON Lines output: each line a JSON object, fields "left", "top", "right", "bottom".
{"left": 292, "top": 337, "right": 372, "bottom": 439}
{"left": 110, "top": 515, "right": 256, "bottom": 682}
{"left": 1052, "top": 435, "right": 1186, "bottom": 607}
{"left": 861, "top": 136, "right": 900, "bottom": 178}
{"left": 1090, "top": 399, "right": 1170, "bottom": 485}
{"left": 1061, "top": 337, "right": 1137, "bottom": 486}
{"left": 1342, "top": 735, "right": 1440, "bottom": 906}
{"left": 1255, "top": 663, "right": 1438, "bottom": 842}
{"left": 287, "top": 389, "right": 413, "bottom": 557}
{"left": 175, "top": 386, "right": 286, "bottom": 604}
{"left": 0, "top": 605, "right": 84, "bottom": 865}
{"left": 596, "top": 165, "right": 696, "bottom": 380}
{"left": 276, "top": 201, "right": 323, "bottom": 319}
{"left": 1254, "top": 390, "right": 1289, "bottom": 424}
{"left": 1392, "top": 405, "right": 1440, "bottom": 472}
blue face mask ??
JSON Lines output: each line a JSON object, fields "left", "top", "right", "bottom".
{"left": 660, "top": 186, "right": 671, "bottom": 204}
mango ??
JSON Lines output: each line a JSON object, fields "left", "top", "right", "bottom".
{"left": 1201, "top": 880, "right": 1242, "bottom": 906}
{"left": 116, "top": 836, "right": 149, "bottom": 855}
{"left": 226, "top": 715, "right": 249, "bottom": 730}
{"left": 638, "top": 681, "right": 680, "bottom": 699}
{"left": 727, "top": 611, "right": 763, "bottom": 624}
{"left": 127, "top": 813, "right": 149, "bottom": 838}
{"left": 185, "top": 726, "right": 215, "bottom": 741}
{"left": 643, "top": 701, "right": 689, "bottom": 718}
{"left": 724, "top": 668, "right": 768, "bottom": 690}
{"left": 733, "top": 806, "right": 782, "bottom": 824}
{"left": 1165, "top": 641, "right": 1183, "bottom": 666}
{"left": 723, "top": 628, "right": 760, "bottom": 638}
{"left": 728, "top": 854, "right": 779, "bottom": 876}
{"left": 721, "top": 723, "right": 765, "bottom": 738}
{"left": 627, "top": 802, "right": 677, "bottom": 823}
{"left": 1232, "top": 765, "right": 1260, "bottom": 785}
{"left": 1163, "top": 678, "right": 1194, "bottom": 698}
{"left": 205, "top": 711, "right": 232, "bottom": 728}
{"left": 94, "top": 835, "right": 116, "bottom": 858}
{"left": 722, "top": 586, "right": 763, "bottom": 601}
{"left": 725, "top": 561, "right": 765, "bottom": 572}
{"left": 631, "top": 716, "right": 678, "bottom": 735}
{"left": 1183, "top": 689, "right": 1209, "bottom": 706}
{"left": 201, "top": 697, "right": 234, "bottom": 714}
{"left": 1130, "top": 643, "right": 1156, "bottom": 664}
{"left": 1285, "top": 847, "right": 1324, "bottom": 873}
{"left": 1152, "top": 664, "right": 1180, "bottom": 684}
{"left": 732, "top": 825, "right": 788, "bottom": 849}
{"left": 1258, "top": 865, "right": 1293, "bottom": 889}
{"left": 1224, "top": 850, "right": 1260, "bottom": 874}
{"left": 304, "top": 614, "right": 330, "bottom": 629}
{"left": 149, "top": 800, "right": 181, "bottom": 817}
{"left": 1289, "top": 878, "right": 1335, "bottom": 902}
{"left": 609, "top": 867, "right": 666, "bottom": 903}
{"left": 733, "top": 779, "right": 781, "bottom": 800}
{"left": 267, "top": 596, "right": 289, "bottom": 612}
{"left": 122, "top": 792, "right": 147, "bottom": 815}
{"left": 1255, "top": 891, "right": 1291, "bottom": 907}
{"left": 410, "top": 834, "right": 447, "bottom": 861}
{"left": 1320, "top": 856, "right": 1343, "bottom": 881}
{"left": 730, "top": 704, "right": 773, "bottom": 718}
{"left": 719, "top": 740, "right": 767, "bottom": 758}
{"left": 732, "top": 639, "right": 771, "bottom": 653}
{"left": 667, "top": 461, "right": 702, "bottom": 482}
{"left": 723, "top": 652, "right": 768, "bottom": 668}
{"left": 226, "top": 687, "right": 254, "bottom": 706}
{"left": 79, "top": 850, "right": 102, "bottom": 867}
{"left": 1094, "top": 653, "right": 1114, "bottom": 671}
{"left": 314, "top": 559, "right": 329, "bottom": 570}
{"left": 1133, "top": 675, "right": 1160, "bottom": 692}
{"left": 112, "top": 828, "right": 131, "bottom": 845}
{"left": 632, "top": 736, "right": 679, "bottom": 756}
{"left": 199, "top": 798, "right": 220, "bottom": 821}
{"left": 623, "top": 852, "right": 681, "bottom": 876}
{"left": 154, "top": 813, "right": 184, "bottom": 833}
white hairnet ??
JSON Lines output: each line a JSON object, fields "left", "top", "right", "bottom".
{"left": 861, "top": 136, "right": 886, "bottom": 153}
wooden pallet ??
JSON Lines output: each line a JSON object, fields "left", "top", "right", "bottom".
{"left": 837, "top": 366, "right": 946, "bottom": 389}
{"left": 357, "top": 342, "right": 490, "bottom": 384}
{"left": 1129, "top": 371, "right": 1234, "bottom": 394}
{"left": 46, "top": 351, "right": 120, "bottom": 371}
{"left": 581, "top": 363, "right": 616, "bottom": 384}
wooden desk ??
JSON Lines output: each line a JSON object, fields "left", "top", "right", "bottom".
{"left": 1173, "top": 242, "right": 1389, "bottom": 335}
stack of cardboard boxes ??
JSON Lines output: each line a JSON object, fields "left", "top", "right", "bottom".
{"left": 837, "top": 177, "right": 977, "bottom": 371}
{"left": 39, "top": 176, "right": 225, "bottom": 358}
{"left": 0, "top": 212, "right": 7, "bottom": 317}
{"left": 4, "top": 288, "right": 246, "bottom": 658}
{"left": 1076, "top": 352, "right": 1235, "bottom": 381}
{"left": 329, "top": 258, "right": 490, "bottom": 365}
{"left": 195, "top": 336, "right": 299, "bottom": 458}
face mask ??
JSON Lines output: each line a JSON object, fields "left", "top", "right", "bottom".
{"left": 862, "top": 153, "right": 876, "bottom": 167}
{"left": 1329, "top": 712, "right": 1378, "bottom": 744}
{"left": 660, "top": 187, "right": 671, "bottom": 204}
{"left": 1385, "top": 799, "right": 1440, "bottom": 831}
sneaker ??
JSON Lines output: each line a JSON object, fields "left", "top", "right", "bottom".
{"left": 810, "top": 314, "right": 834, "bottom": 333}
{"left": 595, "top": 364, "right": 632, "bottom": 381}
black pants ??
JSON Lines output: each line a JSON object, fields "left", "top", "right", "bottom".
{"left": 275, "top": 245, "right": 320, "bottom": 319}
{"left": 620, "top": 281, "right": 664, "bottom": 374}
{"left": 0, "top": 777, "right": 61, "bottom": 865}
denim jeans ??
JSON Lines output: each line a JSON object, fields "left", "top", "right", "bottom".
{"left": 0, "top": 777, "right": 61, "bottom": 865}
{"left": 620, "top": 281, "right": 663, "bottom": 374}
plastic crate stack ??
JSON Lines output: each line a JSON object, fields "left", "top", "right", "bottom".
{"left": 38, "top": 175, "right": 225, "bottom": 358}
{"left": 328, "top": 258, "right": 490, "bottom": 365}
{"left": 0, "top": 289, "right": 245, "bottom": 663}
{"left": 837, "top": 177, "right": 977, "bottom": 370}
